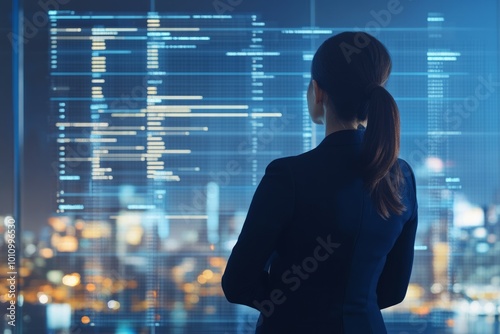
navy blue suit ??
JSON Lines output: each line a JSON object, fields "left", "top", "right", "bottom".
{"left": 222, "top": 129, "right": 418, "bottom": 333}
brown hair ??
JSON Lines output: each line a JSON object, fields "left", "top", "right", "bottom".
{"left": 311, "top": 31, "right": 405, "bottom": 219}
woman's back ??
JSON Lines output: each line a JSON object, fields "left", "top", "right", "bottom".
{"left": 222, "top": 129, "right": 417, "bottom": 333}
{"left": 222, "top": 31, "right": 418, "bottom": 334}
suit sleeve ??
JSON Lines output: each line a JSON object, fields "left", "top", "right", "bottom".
{"left": 377, "top": 162, "right": 418, "bottom": 309}
{"left": 221, "top": 158, "right": 294, "bottom": 309}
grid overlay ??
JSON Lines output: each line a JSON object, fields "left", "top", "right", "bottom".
{"left": 34, "top": 9, "right": 500, "bottom": 333}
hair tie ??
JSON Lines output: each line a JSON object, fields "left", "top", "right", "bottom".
{"left": 364, "top": 82, "right": 381, "bottom": 97}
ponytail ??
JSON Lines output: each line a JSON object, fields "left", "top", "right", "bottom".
{"left": 310, "top": 31, "right": 406, "bottom": 219}
{"left": 361, "top": 84, "right": 405, "bottom": 219}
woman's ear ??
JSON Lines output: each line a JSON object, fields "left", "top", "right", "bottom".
{"left": 311, "top": 80, "right": 324, "bottom": 104}
{"left": 308, "top": 80, "right": 325, "bottom": 124}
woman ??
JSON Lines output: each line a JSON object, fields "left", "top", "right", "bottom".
{"left": 221, "top": 31, "right": 418, "bottom": 334}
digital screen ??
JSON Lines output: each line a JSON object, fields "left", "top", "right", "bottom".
{"left": 3, "top": 1, "right": 500, "bottom": 333}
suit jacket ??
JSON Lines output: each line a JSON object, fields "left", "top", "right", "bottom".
{"left": 222, "top": 129, "right": 418, "bottom": 334}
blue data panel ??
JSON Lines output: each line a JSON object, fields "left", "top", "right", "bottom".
{"left": 48, "top": 12, "right": 312, "bottom": 333}
{"left": 17, "top": 2, "right": 500, "bottom": 333}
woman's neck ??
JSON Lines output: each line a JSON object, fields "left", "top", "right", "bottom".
{"left": 324, "top": 112, "right": 367, "bottom": 137}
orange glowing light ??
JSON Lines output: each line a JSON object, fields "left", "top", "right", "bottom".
{"left": 75, "top": 220, "right": 85, "bottom": 230}
{"left": 52, "top": 287, "right": 67, "bottom": 301}
{"left": 81, "top": 316, "right": 90, "bottom": 324}
{"left": 184, "top": 283, "right": 195, "bottom": 293}
{"left": 49, "top": 217, "right": 67, "bottom": 232}
{"left": 81, "top": 222, "right": 111, "bottom": 239}
{"left": 413, "top": 306, "right": 430, "bottom": 315}
{"left": 202, "top": 269, "right": 214, "bottom": 280}
{"left": 186, "top": 294, "right": 199, "bottom": 304}
{"left": 40, "top": 285, "right": 53, "bottom": 293}
{"left": 209, "top": 257, "right": 224, "bottom": 267}
{"left": 39, "top": 248, "right": 54, "bottom": 258}
{"left": 102, "top": 278, "right": 112, "bottom": 288}
{"left": 19, "top": 267, "right": 31, "bottom": 277}
{"left": 55, "top": 236, "right": 78, "bottom": 252}
{"left": 62, "top": 273, "right": 81, "bottom": 287}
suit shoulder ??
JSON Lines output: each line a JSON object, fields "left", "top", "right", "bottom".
{"left": 265, "top": 156, "right": 295, "bottom": 171}
{"left": 266, "top": 149, "right": 317, "bottom": 169}
{"left": 397, "top": 158, "right": 416, "bottom": 183}
{"left": 397, "top": 158, "right": 418, "bottom": 216}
